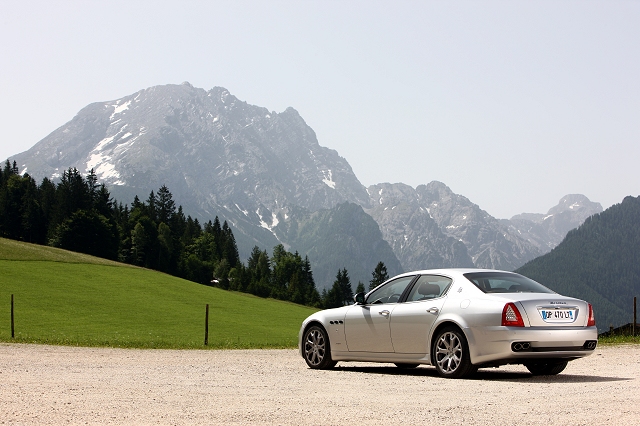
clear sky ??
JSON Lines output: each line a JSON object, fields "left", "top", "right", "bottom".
{"left": 1, "top": 1, "right": 638, "bottom": 219}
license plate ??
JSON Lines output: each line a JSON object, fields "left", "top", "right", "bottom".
{"left": 538, "top": 308, "right": 578, "bottom": 323}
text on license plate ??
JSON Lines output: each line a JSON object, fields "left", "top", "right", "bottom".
{"left": 538, "top": 308, "right": 577, "bottom": 323}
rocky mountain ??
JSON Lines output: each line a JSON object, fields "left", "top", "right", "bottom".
{"left": 504, "top": 194, "right": 603, "bottom": 252}
{"left": 14, "top": 82, "right": 369, "bottom": 213}
{"left": 366, "top": 182, "right": 541, "bottom": 271}
{"left": 11, "top": 82, "right": 602, "bottom": 288}
{"left": 365, "top": 183, "right": 475, "bottom": 270}
{"left": 366, "top": 183, "right": 603, "bottom": 272}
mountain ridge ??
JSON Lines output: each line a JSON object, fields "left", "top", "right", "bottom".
{"left": 11, "top": 82, "right": 603, "bottom": 288}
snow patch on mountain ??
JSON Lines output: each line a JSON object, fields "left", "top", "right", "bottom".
{"left": 236, "top": 204, "right": 249, "bottom": 216}
{"left": 94, "top": 136, "right": 115, "bottom": 152}
{"left": 110, "top": 100, "right": 131, "bottom": 120}
{"left": 322, "top": 170, "right": 336, "bottom": 189}
{"left": 257, "top": 210, "right": 275, "bottom": 230}
{"left": 257, "top": 209, "right": 281, "bottom": 241}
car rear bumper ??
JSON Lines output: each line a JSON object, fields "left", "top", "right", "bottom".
{"left": 466, "top": 325, "right": 598, "bottom": 366}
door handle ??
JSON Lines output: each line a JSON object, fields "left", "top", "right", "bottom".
{"left": 426, "top": 307, "right": 439, "bottom": 314}
{"left": 379, "top": 310, "right": 390, "bottom": 317}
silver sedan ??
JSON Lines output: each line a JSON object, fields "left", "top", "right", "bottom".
{"left": 299, "top": 269, "right": 598, "bottom": 378}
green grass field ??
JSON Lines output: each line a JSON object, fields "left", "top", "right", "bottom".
{"left": 597, "top": 335, "right": 640, "bottom": 345}
{"left": 0, "top": 238, "right": 318, "bottom": 349}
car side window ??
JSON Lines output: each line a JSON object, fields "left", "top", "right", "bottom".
{"left": 366, "top": 276, "right": 415, "bottom": 304}
{"left": 405, "top": 275, "right": 452, "bottom": 302}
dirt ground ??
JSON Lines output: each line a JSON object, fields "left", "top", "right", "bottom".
{"left": 0, "top": 343, "right": 638, "bottom": 425}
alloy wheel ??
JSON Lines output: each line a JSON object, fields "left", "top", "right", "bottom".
{"left": 435, "top": 331, "right": 462, "bottom": 374}
{"left": 304, "top": 328, "right": 326, "bottom": 367}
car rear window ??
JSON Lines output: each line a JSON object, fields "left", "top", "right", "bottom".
{"left": 463, "top": 272, "right": 555, "bottom": 294}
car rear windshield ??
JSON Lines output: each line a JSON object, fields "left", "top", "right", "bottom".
{"left": 463, "top": 272, "right": 555, "bottom": 294}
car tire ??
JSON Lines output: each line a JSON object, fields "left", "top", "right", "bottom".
{"left": 394, "top": 363, "right": 419, "bottom": 369}
{"left": 303, "top": 325, "right": 336, "bottom": 369}
{"left": 525, "top": 360, "right": 568, "bottom": 376}
{"left": 432, "top": 327, "right": 476, "bottom": 379}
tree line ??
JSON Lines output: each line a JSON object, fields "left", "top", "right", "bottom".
{"left": 516, "top": 195, "right": 640, "bottom": 329}
{"left": 0, "top": 161, "right": 391, "bottom": 308}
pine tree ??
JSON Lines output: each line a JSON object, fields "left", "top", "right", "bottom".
{"left": 155, "top": 185, "right": 176, "bottom": 224}
{"left": 86, "top": 169, "right": 99, "bottom": 203}
{"left": 324, "top": 268, "right": 354, "bottom": 308}
{"left": 50, "top": 210, "right": 118, "bottom": 260}
{"left": 2, "top": 160, "right": 13, "bottom": 177}
{"left": 145, "top": 191, "right": 157, "bottom": 222}
{"left": 303, "top": 256, "right": 321, "bottom": 307}
{"left": 157, "top": 222, "right": 173, "bottom": 272}
{"left": 221, "top": 220, "right": 240, "bottom": 267}
{"left": 369, "top": 261, "right": 389, "bottom": 291}
{"left": 339, "top": 268, "right": 353, "bottom": 305}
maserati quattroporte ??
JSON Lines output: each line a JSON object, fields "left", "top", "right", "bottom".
{"left": 300, "top": 269, "right": 597, "bottom": 378}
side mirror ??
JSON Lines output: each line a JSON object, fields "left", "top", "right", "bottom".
{"left": 354, "top": 292, "right": 366, "bottom": 305}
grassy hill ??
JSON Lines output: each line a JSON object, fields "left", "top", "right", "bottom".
{"left": 0, "top": 238, "right": 317, "bottom": 348}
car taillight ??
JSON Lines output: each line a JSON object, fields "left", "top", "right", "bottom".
{"left": 502, "top": 303, "right": 525, "bottom": 327}
{"left": 587, "top": 303, "right": 596, "bottom": 327}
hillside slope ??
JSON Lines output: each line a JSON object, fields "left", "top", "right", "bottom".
{"left": 516, "top": 196, "right": 640, "bottom": 330}
{"left": 0, "top": 238, "right": 315, "bottom": 348}
{"left": 275, "top": 202, "right": 403, "bottom": 288}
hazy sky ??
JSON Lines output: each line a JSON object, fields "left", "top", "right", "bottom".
{"left": 1, "top": 1, "right": 638, "bottom": 219}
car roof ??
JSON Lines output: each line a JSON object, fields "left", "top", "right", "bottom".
{"left": 391, "top": 268, "right": 515, "bottom": 279}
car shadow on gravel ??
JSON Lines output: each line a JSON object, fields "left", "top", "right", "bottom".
{"left": 472, "top": 370, "right": 630, "bottom": 383}
{"left": 334, "top": 365, "right": 630, "bottom": 383}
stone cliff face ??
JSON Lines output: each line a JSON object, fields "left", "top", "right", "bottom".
{"left": 366, "top": 182, "right": 602, "bottom": 272}
{"left": 507, "top": 194, "right": 603, "bottom": 252}
{"left": 367, "top": 182, "right": 539, "bottom": 271}
{"left": 15, "top": 83, "right": 369, "bottom": 218}
{"left": 365, "top": 183, "right": 474, "bottom": 271}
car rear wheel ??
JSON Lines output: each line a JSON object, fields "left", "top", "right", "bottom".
{"left": 303, "top": 325, "right": 336, "bottom": 369}
{"left": 432, "top": 327, "right": 476, "bottom": 379}
{"left": 525, "top": 360, "right": 568, "bottom": 376}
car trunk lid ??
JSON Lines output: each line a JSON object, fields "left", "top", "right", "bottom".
{"left": 521, "top": 296, "right": 588, "bottom": 327}
{"left": 496, "top": 294, "right": 589, "bottom": 327}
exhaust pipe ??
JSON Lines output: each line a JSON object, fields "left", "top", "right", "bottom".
{"left": 511, "top": 342, "right": 531, "bottom": 352}
{"left": 583, "top": 340, "right": 597, "bottom": 350}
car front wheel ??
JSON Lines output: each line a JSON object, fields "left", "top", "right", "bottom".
{"left": 432, "top": 327, "right": 476, "bottom": 378}
{"left": 525, "top": 360, "right": 568, "bottom": 376}
{"left": 303, "top": 325, "right": 336, "bottom": 369}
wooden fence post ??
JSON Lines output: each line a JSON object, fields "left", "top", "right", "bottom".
{"left": 634, "top": 296, "right": 637, "bottom": 337}
{"left": 11, "top": 294, "right": 15, "bottom": 339}
{"left": 204, "top": 304, "right": 209, "bottom": 346}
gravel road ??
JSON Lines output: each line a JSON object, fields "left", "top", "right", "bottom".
{"left": 1, "top": 343, "right": 638, "bottom": 425}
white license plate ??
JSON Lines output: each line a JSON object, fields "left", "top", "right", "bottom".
{"left": 538, "top": 308, "right": 578, "bottom": 323}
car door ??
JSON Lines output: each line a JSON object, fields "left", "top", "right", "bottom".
{"left": 389, "top": 275, "right": 453, "bottom": 354}
{"left": 344, "top": 275, "right": 416, "bottom": 353}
